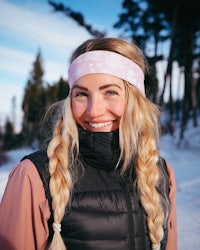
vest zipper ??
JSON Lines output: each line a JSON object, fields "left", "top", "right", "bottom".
{"left": 120, "top": 177, "right": 135, "bottom": 250}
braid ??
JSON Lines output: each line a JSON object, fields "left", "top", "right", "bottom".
{"left": 136, "top": 153, "right": 164, "bottom": 250}
{"left": 135, "top": 99, "right": 165, "bottom": 250}
{"left": 47, "top": 97, "right": 78, "bottom": 250}
{"left": 119, "top": 84, "right": 166, "bottom": 250}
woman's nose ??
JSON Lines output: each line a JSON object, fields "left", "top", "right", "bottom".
{"left": 87, "top": 96, "right": 104, "bottom": 118}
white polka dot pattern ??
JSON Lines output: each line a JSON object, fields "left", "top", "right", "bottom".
{"left": 68, "top": 50, "right": 145, "bottom": 96}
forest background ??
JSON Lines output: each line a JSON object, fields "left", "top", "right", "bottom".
{"left": 0, "top": 0, "right": 200, "bottom": 156}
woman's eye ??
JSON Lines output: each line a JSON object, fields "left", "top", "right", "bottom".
{"left": 106, "top": 90, "right": 118, "bottom": 96}
{"left": 73, "top": 92, "right": 87, "bottom": 98}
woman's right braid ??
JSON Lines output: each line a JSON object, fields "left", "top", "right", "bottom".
{"left": 47, "top": 118, "right": 72, "bottom": 250}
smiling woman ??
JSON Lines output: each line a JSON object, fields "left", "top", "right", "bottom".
{"left": 0, "top": 37, "right": 177, "bottom": 250}
{"left": 71, "top": 74, "right": 126, "bottom": 132}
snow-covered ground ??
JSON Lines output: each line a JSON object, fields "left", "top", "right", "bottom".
{"left": 159, "top": 122, "right": 200, "bottom": 250}
{"left": 0, "top": 122, "right": 200, "bottom": 249}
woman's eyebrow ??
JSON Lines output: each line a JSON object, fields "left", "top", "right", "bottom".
{"left": 72, "top": 83, "right": 123, "bottom": 91}
{"left": 72, "top": 85, "right": 88, "bottom": 91}
{"left": 99, "top": 84, "right": 123, "bottom": 90}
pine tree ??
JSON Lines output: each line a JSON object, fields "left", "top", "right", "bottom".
{"left": 21, "top": 49, "right": 45, "bottom": 146}
{"left": 2, "top": 119, "right": 16, "bottom": 150}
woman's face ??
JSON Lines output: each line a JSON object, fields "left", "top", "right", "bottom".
{"left": 71, "top": 73, "right": 126, "bottom": 132}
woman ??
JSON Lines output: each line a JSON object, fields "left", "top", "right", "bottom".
{"left": 0, "top": 38, "right": 177, "bottom": 250}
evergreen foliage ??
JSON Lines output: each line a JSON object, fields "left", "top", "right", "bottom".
{"left": 2, "top": 119, "right": 16, "bottom": 150}
{"left": 21, "top": 49, "right": 45, "bottom": 146}
{"left": 1, "top": 47, "right": 69, "bottom": 150}
{"left": 20, "top": 50, "right": 69, "bottom": 148}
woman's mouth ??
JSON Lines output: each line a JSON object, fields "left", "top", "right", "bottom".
{"left": 88, "top": 121, "right": 114, "bottom": 128}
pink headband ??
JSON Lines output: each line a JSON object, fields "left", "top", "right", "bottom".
{"left": 68, "top": 50, "right": 145, "bottom": 96}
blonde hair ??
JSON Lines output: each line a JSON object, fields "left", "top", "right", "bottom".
{"left": 47, "top": 97, "right": 79, "bottom": 250}
{"left": 47, "top": 38, "right": 168, "bottom": 250}
{"left": 119, "top": 83, "right": 165, "bottom": 250}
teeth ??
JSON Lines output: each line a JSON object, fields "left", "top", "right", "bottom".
{"left": 89, "top": 121, "right": 113, "bottom": 128}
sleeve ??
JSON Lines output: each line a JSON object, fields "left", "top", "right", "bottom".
{"left": 166, "top": 164, "right": 178, "bottom": 250}
{"left": 0, "top": 159, "right": 51, "bottom": 250}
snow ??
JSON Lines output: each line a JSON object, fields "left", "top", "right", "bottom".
{"left": 0, "top": 122, "right": 200, "bottom": 249}
{"left": 159, "top": 122, "right": 200, "bottom": 250}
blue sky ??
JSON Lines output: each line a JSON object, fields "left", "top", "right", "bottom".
{"left": 0, "top": 0, "right": 122, "bottom": 131}
{"left": 0, "top": 0, "right": 184, "bottom": 132}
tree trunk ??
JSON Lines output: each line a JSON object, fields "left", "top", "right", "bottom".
{"left": 179, "top": 0, "right": 196, "bottom": 140}
{"left": 179, "top": 22, "right": 194, "bottom": 140}
{"left": 191, "top": 78, "right": 198, "bottom": 127}
{"left": 159, "top": 3, "right": 179, "bottom": 107}
{"left": 169, "top": 69, "right": 175, "bottom": 135}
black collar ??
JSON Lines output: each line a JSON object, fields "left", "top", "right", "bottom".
{"left": 78, "top": 126, "right": 121, "bottom": 172}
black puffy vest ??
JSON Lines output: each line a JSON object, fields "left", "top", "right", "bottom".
{"left": 23, "top": 129, "right": 169, "bottom": 250}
